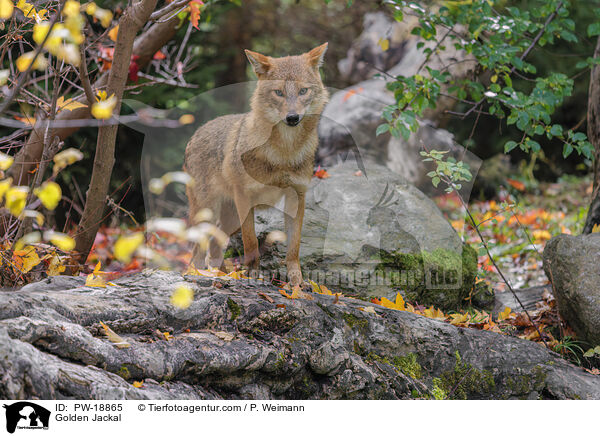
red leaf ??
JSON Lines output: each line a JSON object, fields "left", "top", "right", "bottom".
{"left": 128, "top": 55, "right": 140, "bottom": 83}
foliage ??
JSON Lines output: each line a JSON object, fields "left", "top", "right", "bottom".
{"left": 380, "top": 0, "right": 598, "bottom": 169}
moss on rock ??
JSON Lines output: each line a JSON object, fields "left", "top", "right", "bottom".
{"left": 436, "top": 351, "right": 495, "bottom": 399}
{"left": 377, "top": 243, "right": 478, "bottom": 310}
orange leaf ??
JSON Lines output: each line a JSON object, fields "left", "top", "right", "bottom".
{"left": 314, "top": 166, "right": 330, "bottom": 179}
{"left": 506, "top": 178, "right": 525, "bottom": 191}
{"left": 153, "top": 50, "right": 166, "bottom": 60}
{"left": 342, "top": 86, "right": 364, "bottom": 102}
{"left": 189, "top": 0, "right": 203, "bottom": 29}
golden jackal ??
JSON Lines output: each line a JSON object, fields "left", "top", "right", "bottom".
{"left": 184, "top": 43, "right": 329, "bottom": 286}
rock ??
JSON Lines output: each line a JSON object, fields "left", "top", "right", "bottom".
{"left": 471, "top": 154, "right": 514, "bottom": 200}
{"left": 318, "top": 12, "right": 478, "bottom": 189}
{"left": 1, "top": 271, "right": 599, "bottom": 399}
{"left": 337, "top": 12, "right": 410, "bottom": 84}
{"left": 543, "top": 233, "right": 600, "bottom": 345}
{"left": 493, "top": 285, "right": 550, "bottom": 316}
{"left": 235, "top": 161, "right": 479, "bottom": 310}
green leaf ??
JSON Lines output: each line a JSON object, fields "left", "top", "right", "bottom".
{"left": 376, "top": 123, "right": 390, "bottom": 137}
{"left": 504, "top": 141, "right": 518, "bottom": 153}
{"left": 588, "top": 22, "right": 600, "bottom": 37}
{"left": 584, "top": 348, "right": 595, "bottom": 358}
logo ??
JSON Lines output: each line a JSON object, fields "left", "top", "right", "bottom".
{"left": 2, "top": 402, "right": 50, "bottom": 434}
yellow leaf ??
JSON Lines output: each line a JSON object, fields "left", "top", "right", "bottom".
{"left": 5, "top": 186, "right": 28, "bottom": 216}
{"left": 378, "top": 37, "right": 390, "bottom": 51}
{"left": 84, "top": 2, "right": 97, "bottom": 15}
{"left": 108, "top": 25, "right": 119, "bottom": 42}
{"left": 0, "top": 177, "right": 11, "bottom": 199}
{"left": 53, "top": 147, "right": 83, "bottom": 175}
{"left": 497, "top": 306, "right": 513, "bottom": 322}
{"left": 532, "top": 229, "right": 551, "bottom": 242}
{"left": 43, "top": 230, "right": 75, "bottom": 251}
{"left": 114, "top": 232, "right": 144, "bottom": 263}
{"left": 34, "top": 181, "right": 61, "bottom": 210}
{"left": 21, "top": 209, "right": 44, "bottom": 226}
{"left": 132, "top": 380, "right": 144, "bottom": 388}
{"left": 86, "top": 263, "right": 107, "bottom": 287}
{"left": 170, "top": 285, "right": 194, "bottom": 309}
{"left": 423, "top": 306, "right": 446, "bottom": 320}
{"left": 16, "top": 52, "right": 48, "bottom": 72}
{"left": 96, "top": 90, "right": 108, "bottom": 101}
{"left": 379, "top": 293, "right": 405, "bottom": 311}
{"left": 46, "top": 252, "right": 66, "bottom": 276}
{"left": 99, "top": 321, "right": 131, "bottom": 348}
{"left": 56, "top": 96, "right": 87, "bottom": 112}
{"left": 592, "top": 224, "right": 600, "bottom": 233}
{"left": 14, "top": 231, "right": 41, "bottom": 251}
{"left": 0, "top": 152, "right": 14, "bottom": 170}
{"left": 14, "top": 246, "right": 41, "bottom": 273}
{"left": 95, "top": 8, "right": 112, "bottom": 27}
{"left": 0, "top": 0, "right": 14, "bottom": 20}
{"left": 449, "top": 312, "right": 470, "bottom": 326}
{"left": 91, "top": 94, "right": 117, "bottom": 119}
{"left": 62, "top": 0, "right": 80, "bottom": 17}
{"left": 179, "top": 114, "right": 195, "bottom": 125}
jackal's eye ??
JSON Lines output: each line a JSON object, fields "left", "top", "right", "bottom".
{"left": 299, "top": 88, "right": 308, "bottom": 95}
{"left": 274, "top": 90, "right": 284, "bottom": 97}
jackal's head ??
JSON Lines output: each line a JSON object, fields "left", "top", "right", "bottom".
{"left": 245, "top": 43, "right": 329, "bottom": 127}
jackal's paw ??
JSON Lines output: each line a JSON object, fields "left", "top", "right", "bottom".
{"left": 288, "top": 268, "right": 303, "bottom": 287}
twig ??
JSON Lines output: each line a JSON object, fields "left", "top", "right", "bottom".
{"left": 79, "top": 42, "right": 96, "bottom": 106}
{"left": 0, "top": 1, "right": 66, "bottom": 116}
{"left": 149, "top": 0, "right": 190, "bottom": 21}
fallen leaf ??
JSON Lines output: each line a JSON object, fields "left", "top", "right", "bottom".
{"left": 506, "top": 178, "right": 525, "bottom": 191}
{"left": 13, "top": 246, "right": 41, "bottom": 273}
{"left": 99, "top": 321, "right": 130, "bottom": 348}
{"left": 359, "top": 306, "right": 377, "bottom": 314}
{"left": 132, "top": 380, "right": 144, "bottom": 388}
{"left": 213, "top": 331, "right": 234, "bottom": 341}
{"left": 314, "top": 166, "right": 330, "bottom": 179}
{"left": 258, "top": 292, "right": 274, "bottom": 303}
{"left": 497, "top": 306, "right": 514, "bottom": 322}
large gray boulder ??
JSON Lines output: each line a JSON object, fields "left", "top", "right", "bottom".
{"left": 1, "top": 271, "right": 599, "bottom": 400}
{"left": 237, "top": 161, "right": 479, "bottom": 310}
{"left": 543, "top": 233, "right": 600, "bottom": 346}
{"left": 337, "top": 12, "right": 409, "bottom": 84}
{"left": 318, "top": 12, "right": 478, "bottom": 189}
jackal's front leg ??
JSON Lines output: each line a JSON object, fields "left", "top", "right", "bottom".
{"left": 285, "top": 190, "right": 305, "bottom": 287}
{"left": 233, "top": 188, "right": 259, "bottom": 272}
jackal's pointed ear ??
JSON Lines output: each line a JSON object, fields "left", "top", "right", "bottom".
{"left": 245, "top": 49, "right": 271, "bottom": 77}
{"left": 305, "top": 42, "right": 328, "bottom": 70}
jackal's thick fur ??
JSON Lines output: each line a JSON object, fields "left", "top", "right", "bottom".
{"left": 184, "top": 43, "right": 329, "bottom": 286}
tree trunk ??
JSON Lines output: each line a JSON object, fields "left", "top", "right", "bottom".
{"left": 72, "top": 0, "right": 159, "bottom": 266}
{"left": 8, "top": 14, "right": 181, "bottom": 188}
{"left": 583, "top": 36, "right": 600, "bottom": 234}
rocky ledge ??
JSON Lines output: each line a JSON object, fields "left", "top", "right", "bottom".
{"left": 1, "top": 271, "right": 599, "bottom": 400}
